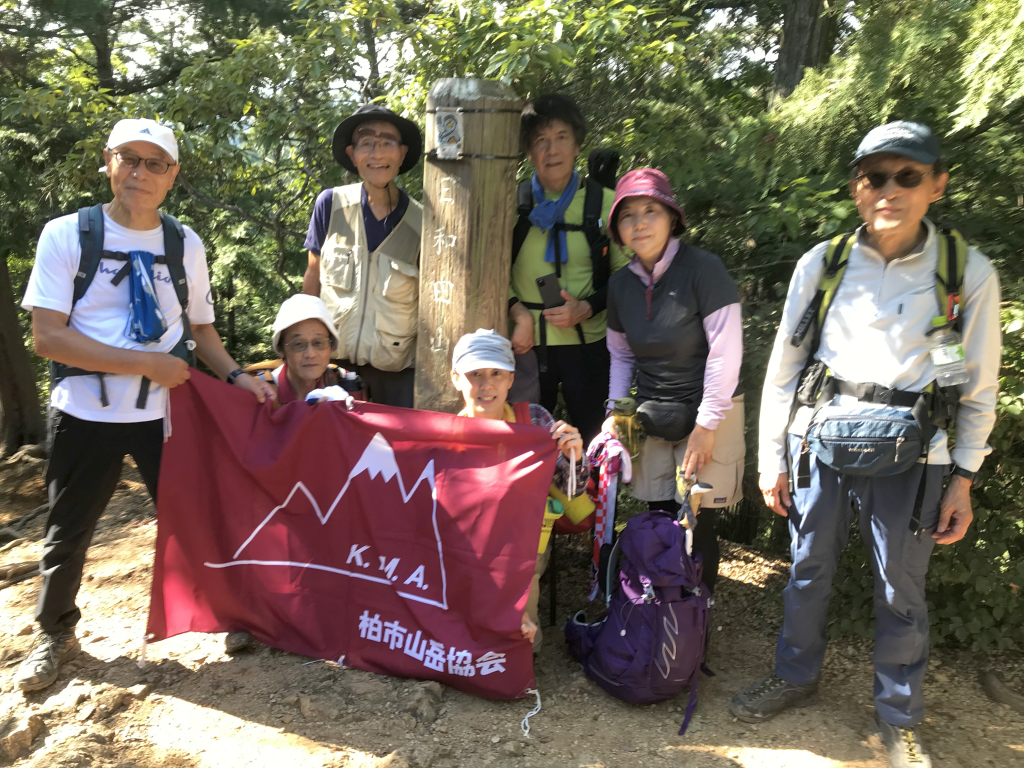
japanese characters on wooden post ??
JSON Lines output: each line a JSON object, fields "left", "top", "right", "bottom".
{"left": 414, "top": 78, "right": 522, "bottom": 413}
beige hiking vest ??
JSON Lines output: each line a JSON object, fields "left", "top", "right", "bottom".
{"left": 319, "top": 183, "right": 423, "bottom": 371}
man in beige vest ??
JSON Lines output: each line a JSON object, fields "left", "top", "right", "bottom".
{"left": 302, "top": 104, "right": 423, "bottom": 407}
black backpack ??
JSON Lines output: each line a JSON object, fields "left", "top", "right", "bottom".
{"left": 50, "top": 204, "right": 196, "bottom": 409}
{"left": 510, "top": 178, "right": 611, "bottom": 369}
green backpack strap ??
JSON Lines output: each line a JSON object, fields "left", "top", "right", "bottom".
{"left": 791, "top": 232, "right": 856, "bottom": 349}
{"left": 934, "top": 225, "right": 968, "bottom": 335}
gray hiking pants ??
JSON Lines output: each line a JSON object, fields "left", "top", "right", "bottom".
{"left": 775, "top": 435, "right": 946, "bottom": 726}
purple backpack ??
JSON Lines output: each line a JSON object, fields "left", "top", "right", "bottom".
{"left": 564, "top": 510, "right": 712, "bottom": 734}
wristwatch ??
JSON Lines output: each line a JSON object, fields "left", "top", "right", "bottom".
{"left": 950, "top": 464, "right": 980, "bottom": 488}
{"left": 226, "top": 368, "right": 246, "bottom": 385}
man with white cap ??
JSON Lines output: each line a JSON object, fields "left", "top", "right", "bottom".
{"left": 18, "top": 117, "right": 274, "bottom": 692}
{"left": 450, "top": 329, "right": 592, "bottom": 650}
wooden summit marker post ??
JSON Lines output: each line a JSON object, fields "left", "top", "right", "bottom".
{"left": 413, "top": 78, "right": 522, "bottom": 413}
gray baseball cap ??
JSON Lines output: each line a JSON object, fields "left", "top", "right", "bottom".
{"left": 451, "top": 329, "right": 515, "bottom": 374}
{"left": 850, "top": 121, "right": 941, "bottom": 167}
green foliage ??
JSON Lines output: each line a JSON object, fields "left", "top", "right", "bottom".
{"left": 2, "top": 0, "right": 1023, "bottom": 650}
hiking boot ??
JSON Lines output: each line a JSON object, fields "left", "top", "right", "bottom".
{"left": 224, "top": 631, "right": 256, "bottom": 655}
{"left": 15, "top": 628, "right": 81, "bottom": 692}
{"left": 728, "top": 673, "right": 818, "bottom": 723}
{"left": 876, "top": 715, "right": 933, "bottom": 767}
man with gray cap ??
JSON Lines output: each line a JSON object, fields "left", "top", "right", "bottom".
{"left": 18, "top": 118, "right": 273, "bottom": 692}
{"left": 730, "top": 122, "right": 1001, "bottom": 767}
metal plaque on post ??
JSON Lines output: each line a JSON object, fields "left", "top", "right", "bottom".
{"left": 434, "top": 108, "right": 464, "bottom": 160}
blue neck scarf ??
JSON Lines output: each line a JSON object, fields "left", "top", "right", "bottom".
{"left": 529, "top": 169, "right": 578, "bottom": 264}
{"left": 124, "top": 250, "right": 168, "bottom": 344}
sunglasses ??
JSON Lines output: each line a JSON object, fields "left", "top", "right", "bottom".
{"left": 855, "top": 169, "right": 936, "bottom": 190}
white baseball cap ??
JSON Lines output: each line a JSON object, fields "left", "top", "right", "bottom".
{"left": 451, "top": 329, "right": 515, "bottom": 374}
{"left": 272, "top": 294, "right": 339, "bottom": 355}
{"left": 105, "top": 118, "right": 179, "bottom": 163}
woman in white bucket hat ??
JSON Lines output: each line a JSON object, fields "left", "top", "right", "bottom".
{"left": 255, "top": 294, "right": 348, "bottom": 405}
{"left": 223, "top": 293, "right": 359, "bottom": 654}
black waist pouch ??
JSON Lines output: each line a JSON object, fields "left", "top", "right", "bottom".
{"left": 795, "top": 360, "right": 829, "bottom": 408}
{"left": 636, "top": 399, "right": 696, "bottom": 442}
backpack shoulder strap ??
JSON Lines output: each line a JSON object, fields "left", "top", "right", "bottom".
{"left": 160, "top": 213, "right": 189, "bottom": 311}
{"left": 511, "top": 180, "right": 534, "bottom": 263}
{"left": 73, "top": 205, "right": 106, "bottom": 309}
{"left": 581, "top": 178, "right": 604, "bottom": 241}
{"left": 512, "top": 401, "right": 532, "bottom": 424}
{"left": 582, "top": 178, "right": 612, "bottom": 294}
{"left": 816, "top": 232, "right": 854, "bottom": 330}
{"left": 935, "top": 225, "right": 967, "bottom": 333}
{"left": 790, "top": 232, "right": 855, "bottom": 349}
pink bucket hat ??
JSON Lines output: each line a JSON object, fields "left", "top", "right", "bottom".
{"left": 608, "top": 168, "right": 687, "bottom": 245}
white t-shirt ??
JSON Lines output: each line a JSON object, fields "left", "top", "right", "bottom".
{"left": 22, "top": 208, "right": 215, "bottom": 423}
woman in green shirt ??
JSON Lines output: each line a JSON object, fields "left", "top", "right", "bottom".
{"left": 507, "top": 95, "right": 628, "bottom": 444}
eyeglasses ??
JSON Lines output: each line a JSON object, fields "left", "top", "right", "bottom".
{"left": 353, "top": 134, "right": 402, "bottom": 153}
{"left": 530, "top": 133, "right": 576, "bottom": 154}
{"left": 111, "top": 151, "right": 176, "bottom": 175}
{"left": 855, "top": 169, "right": 936, "bottom": 190}
{"left": 284, "top": 339, "right": 332, "bottom": 353}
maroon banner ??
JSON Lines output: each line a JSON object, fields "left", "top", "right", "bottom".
{"left": 147, "top": 371, "right": 555, "bottom": 699}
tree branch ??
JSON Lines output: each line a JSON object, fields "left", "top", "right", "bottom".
{"left": 177, "top": 174, "right": 274, "bottom": 230}
{"left": 178, "top": 175, "right": 307, "bottom": 293}
{"left": 109, "top": 63, "right": 187, "bottom": 95}
{"left": 948, "top": 98, "right": 1024, "bottom": 146}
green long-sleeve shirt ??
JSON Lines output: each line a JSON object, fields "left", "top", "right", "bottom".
{"left": 510, "top": 183, "right": 628, "bottom": 346}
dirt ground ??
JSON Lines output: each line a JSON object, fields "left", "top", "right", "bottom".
{"left": 1, "top": 460, "right": 1022, "bottom": 768}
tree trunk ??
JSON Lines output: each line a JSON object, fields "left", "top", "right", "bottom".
{"left": 0, "top": 254, "right": 44, "bottom": 455}
{"left": 361, "top": 18, "right": 382, "bottom": 101}
{"left": 773, "top": 0, "right": 841, "bottom": 101}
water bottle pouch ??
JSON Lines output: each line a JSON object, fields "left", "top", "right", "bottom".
{"left": 806, "top": 404, "right": 922, "bottom": 477}
{"left": 930, "top": 343, "right": 965, "bottom": 366}
{"left": 795, "top": 360, "right": 829, "bottom": 408}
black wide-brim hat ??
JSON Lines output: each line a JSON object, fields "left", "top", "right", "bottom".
{"left": 332, "top": 104, "right": 423, "bottom": 176}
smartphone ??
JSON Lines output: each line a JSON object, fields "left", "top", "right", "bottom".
{"left": 535, "top": 273, "right": 565, "bottom": 309}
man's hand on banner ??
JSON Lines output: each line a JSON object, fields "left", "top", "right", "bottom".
{"left": 233, "top": 372, "right": 276, "bottom": 404}
{"left": 551, "top": 420, "right": 582, "bottom": 461}
{"left": 146, "top": 353, "right": 191, "bottom": 388}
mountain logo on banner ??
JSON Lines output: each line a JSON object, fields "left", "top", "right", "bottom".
{"left": 203, "top": 432, "right": 449, "bottom": 610}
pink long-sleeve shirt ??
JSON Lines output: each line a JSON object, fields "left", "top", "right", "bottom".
{"left": 606, "top": 241, "right": 743, "bottom": 431}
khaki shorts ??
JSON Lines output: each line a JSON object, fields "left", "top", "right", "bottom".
{"left": 630, "top": 394, "right": 746, "bottom": 507}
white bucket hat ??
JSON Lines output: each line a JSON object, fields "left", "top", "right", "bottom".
{"left": 272, "top": 294, "right": 339, "bottom": 355}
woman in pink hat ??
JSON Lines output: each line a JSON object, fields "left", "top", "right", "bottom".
{"left": 603, "top": 168, "right": 745, "bottom": 593}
